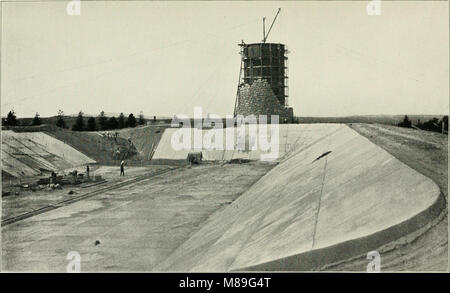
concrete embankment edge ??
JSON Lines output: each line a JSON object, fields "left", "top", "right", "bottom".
{"left": 235, "top": 191, "right": 445, "bottom": 271}
{"left": 234, "top": 125, "right": 446, "bottom": 271}
{"left": 154, "top": 124, "right": 443, "bottom": 272}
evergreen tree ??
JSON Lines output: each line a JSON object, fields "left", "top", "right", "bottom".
{"left": 87, "top": 117, "right": 97, "bottom": 131}
{"left": 56, "top": 109, "right": 67, "bottom": 128}
{"left": 403, "top": 115, "right": 412, "bottom": 128}
{"left": 32, "top": 112, "right": 42, "bottom": 126}
{"left": 108, "top": 116, "right": 119, "bottom": 129}
{"left": 398, "top": 115, "right": 412, "bottom": 128}
{"left": 98, "top": 110, "right": 108, "bottom": 130}
{"left": 5, "top": 109, "right": 18, "bottom": 126}
{"left": 72, "top": 111, "right": 85, "bottom": 131}
{"left": 127, "top": 113, "right": 136, "bottom": 128}
{"left": 118, "top": 112, "right": 126, "bottom": 129}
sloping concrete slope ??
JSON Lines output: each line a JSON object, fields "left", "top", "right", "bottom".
{"left": 156, "top": 124, "right": 442, "bottom": 271}
{"left": 2, "top": 131, "right": 96, "bottom": 178}
{"left": 152, "top": 124, "right": 339, "bottom": 162}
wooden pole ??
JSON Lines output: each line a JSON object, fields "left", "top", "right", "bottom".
{"left": 233, "top": 44, "right": 244, "bottom": 117}
{"left": 263, "top": 17, "right": 266, "bottom": 43}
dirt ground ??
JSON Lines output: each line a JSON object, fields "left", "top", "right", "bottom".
{"left": 1, "top": 165, "right": 172, "bottom": 221}
{"left": 327, "top": 123, "right": 448, "bottom": 271}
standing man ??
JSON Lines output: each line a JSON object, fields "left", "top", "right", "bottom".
{"left": 86, "top": 164, "right": 90, "bottom": 180}
{"left": 120, "top": 160, "right": 125, "bottom": 176}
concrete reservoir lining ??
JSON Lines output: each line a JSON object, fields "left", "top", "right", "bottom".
{"left": 155, "top": 124, "right": 442, "bottom": 271}
{"left": 2, "top": 130, "right": 96, "bottom": 178}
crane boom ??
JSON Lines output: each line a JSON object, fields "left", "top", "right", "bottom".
{"left": 263, "top": 8, "right": 281, "bottom": 43}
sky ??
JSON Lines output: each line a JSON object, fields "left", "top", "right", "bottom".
{"left": 1, "top": 1, "right": 449, "bottom": 118}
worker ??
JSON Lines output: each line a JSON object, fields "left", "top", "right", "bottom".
{"left": 120, "top": 160, "right": 125, "bottom": 176}
{"left": 86, "top": 165, "right": 90, "bottom": 180}
{"left": 50, "top": 171, "right": 57, "bottom": 184}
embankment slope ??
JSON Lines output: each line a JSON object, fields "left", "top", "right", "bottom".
{"left": 156, "top": 124, "right": 442, "bottom": 271}
{"left": 2, "top": 130, "right": 96, "bottom": 178}
{"left": 117, "top": 125, "right": 168, "bottom": 161}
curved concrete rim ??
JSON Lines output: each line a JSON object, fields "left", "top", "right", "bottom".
{"left": 233, "top": 191, "right": 446, "bottom": 271}
{"left": 232, "top": 125, "right": 446, "bottom": 271}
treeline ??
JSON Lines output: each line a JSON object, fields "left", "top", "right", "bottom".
{"left": 416, "top": 116, "right": 448, "bottom": 133}
{"left": 2, "top": 109, "right": 146, "bottom": 131}
{"left": 69, "top": 110, "right": 146, "bottom": 131}
{"left": 398, "top": 115, "right": 448, "bottom": 133}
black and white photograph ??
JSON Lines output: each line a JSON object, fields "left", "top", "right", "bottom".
{"left": 0, "top": 0, "right": 448, "bottom": 276}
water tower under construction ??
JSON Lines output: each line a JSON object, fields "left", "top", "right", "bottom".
{"left": 234, "top": 9, "right": 294, "bottom": 123}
